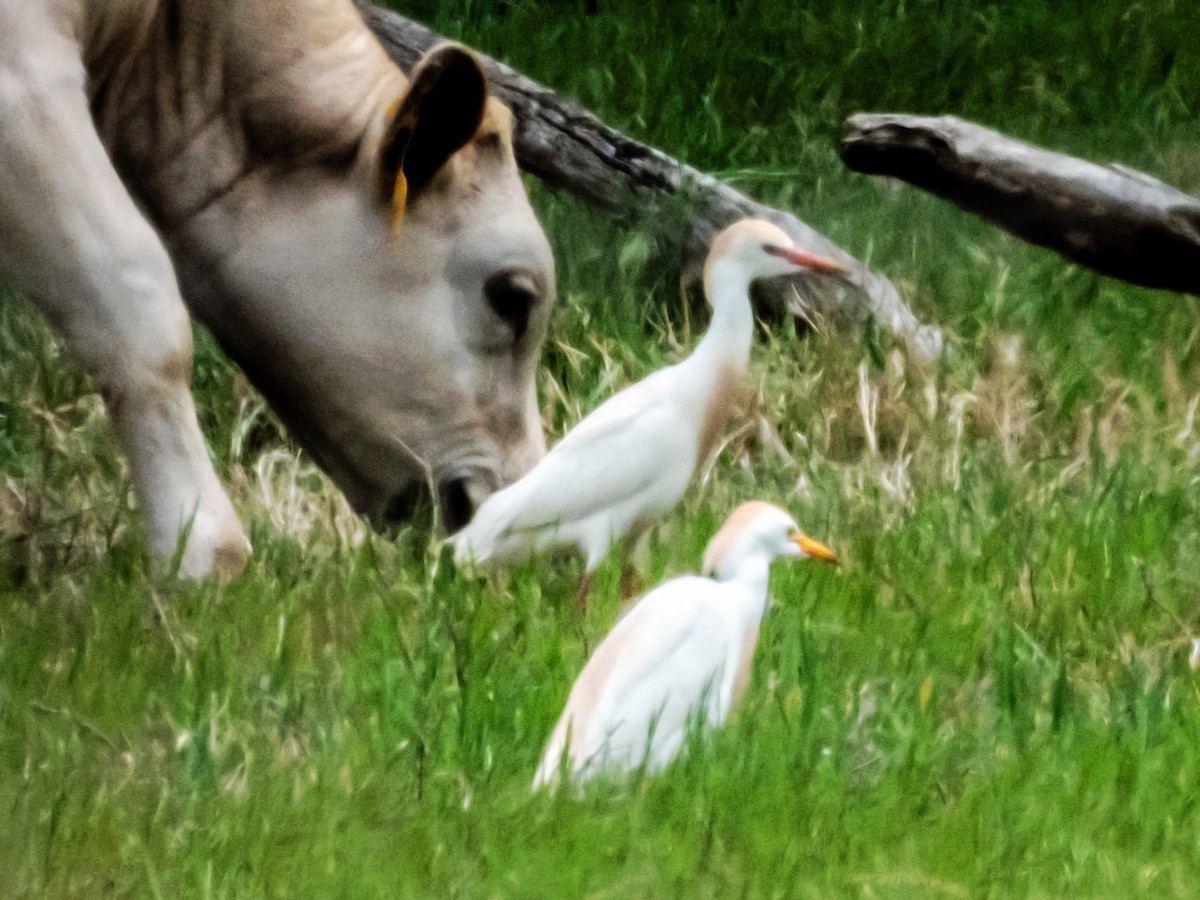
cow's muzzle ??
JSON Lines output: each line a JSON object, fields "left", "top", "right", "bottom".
{"left": 378, "top": 473, "right": 491, "bottom": 535}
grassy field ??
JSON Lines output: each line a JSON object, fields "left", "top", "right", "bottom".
{"left": 4, "top": 0, "right": 1200, "bottom": 895}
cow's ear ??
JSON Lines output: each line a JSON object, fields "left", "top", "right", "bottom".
{"left": 380, "top": 43, "right": 487, "bottom": 216}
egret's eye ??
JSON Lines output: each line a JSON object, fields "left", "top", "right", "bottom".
{"left": 484, "top": 270, "right": 540, "bottom": 342}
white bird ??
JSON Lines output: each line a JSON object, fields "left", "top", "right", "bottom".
{"left": 531, "top": 500, "right": 837, "bottom": 789}
{"left": 452, "top": 219, "right": 848, "bottom": 609}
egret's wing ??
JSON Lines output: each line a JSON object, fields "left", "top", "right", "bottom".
{"left": 467, "top": 368, "right": 688, "bottom": 542}
{"left": 533, "top": 577, "right": 727, "bottom": 786}
{"left": 548, "top": 365, "right": 679, "bottom": 448}
{"left": 591, "top": 590, "right": 729, "bottom": 757}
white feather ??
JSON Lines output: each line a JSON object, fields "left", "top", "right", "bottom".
{"left": 532, "top": 501, "right": 838, "bottom": 789}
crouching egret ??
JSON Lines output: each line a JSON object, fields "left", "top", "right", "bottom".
{"left": 451, "top": 219, "right": 848, "bottom": 609}
{"left": 531, "top": 500, "right": 837, "bottom": 790}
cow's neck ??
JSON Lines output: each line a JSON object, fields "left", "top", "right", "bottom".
{"left": 82, "top": 0, "right": 399, "bottom": 233}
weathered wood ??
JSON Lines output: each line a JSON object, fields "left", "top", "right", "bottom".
{"left": 841, "top": 113, "right": 1200, "bottom": 295}
{"left": 358, "top": 3, "right": 943, "bottom": 359}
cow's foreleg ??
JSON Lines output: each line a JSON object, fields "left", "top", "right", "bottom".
{"left": 0, "top": 11, "right": 249, "bottom": 578}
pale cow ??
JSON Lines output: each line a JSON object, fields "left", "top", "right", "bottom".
{"left": 0, "top": 0, "right": 555, "bottom": 577}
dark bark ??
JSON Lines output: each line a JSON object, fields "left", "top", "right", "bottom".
{"left": 841, "top": 113, "right": 1200, "bottom": 295}
{"left": 358, "top": 3, "right": 943, "bottom": 359}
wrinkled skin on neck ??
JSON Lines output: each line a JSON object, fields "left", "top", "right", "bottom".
{"left": 83, "top": 0, "right": 555, "bottom": 530}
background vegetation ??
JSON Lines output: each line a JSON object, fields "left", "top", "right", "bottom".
{"left": 3, "top": 0, "right": 1200, "bottom": 895}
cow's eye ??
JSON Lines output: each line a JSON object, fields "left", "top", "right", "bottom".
{"left": 483, "top": 270, "right": 539, "bottom": 342}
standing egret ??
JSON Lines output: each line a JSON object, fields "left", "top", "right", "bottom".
{"left": 451, "top": 219, "right": 848, "bottom": 609}
{"left": 531, "top": 500, "right": 837, "bottom": 789}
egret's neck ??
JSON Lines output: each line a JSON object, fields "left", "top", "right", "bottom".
{"left": 715, "top": 554, "right": 773, "bottom": 621}
{"left": 694, "top": 258, "right": 756, "bottom": 368}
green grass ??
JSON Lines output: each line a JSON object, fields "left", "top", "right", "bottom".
{"left": 4, "top": 0, "right": 1200, "bottom": 895}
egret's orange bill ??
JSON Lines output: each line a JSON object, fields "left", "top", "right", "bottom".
{"left": 767, "top": 244, "right": 851, "bottom": 279}
{"left": 792, "top": 532, "right": 838, "bottom": 564}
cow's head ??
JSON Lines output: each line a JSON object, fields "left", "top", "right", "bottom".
{"left": 202, "top": 44, "right": 554, "bottom": 533}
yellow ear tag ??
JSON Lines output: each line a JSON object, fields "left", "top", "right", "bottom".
{"left": 390, "top": 171, "right": 408, "bottom": 237}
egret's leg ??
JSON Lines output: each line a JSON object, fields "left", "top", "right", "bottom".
{"left": 618, "top": 527, "right": 652, "bottom": 600}
{"left": 574, "top": 570, "right": 594, "bottom": 613}
{"left": 619, "top": 560, "right": 643, "bottom": 600}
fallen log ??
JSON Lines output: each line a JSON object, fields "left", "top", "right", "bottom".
{"left": 841, "top": 113, "right": 1200, "bottom": 295}
{"left": 358, "top": 3, "right": 943, "bottom": 360}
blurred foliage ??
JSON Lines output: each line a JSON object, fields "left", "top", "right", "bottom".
{"left": 4, "top": 0, "right": 1200, "bottom": 895}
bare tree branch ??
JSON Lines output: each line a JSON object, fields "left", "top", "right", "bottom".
{"left": 841, "top": 113, "right": 1200, "bottom": 295}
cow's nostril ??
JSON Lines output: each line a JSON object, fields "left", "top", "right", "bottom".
{"left": 438, "top": 478, "right": 475, "bottom": 534}
{"left": 382, "top": 483, "right": 425, "bottom": 527}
